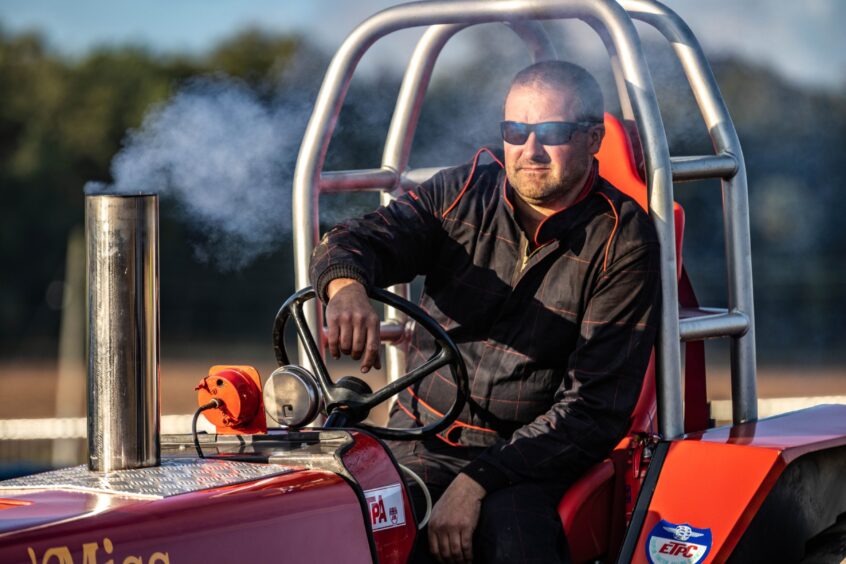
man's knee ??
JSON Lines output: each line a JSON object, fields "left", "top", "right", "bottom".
{"left": 475, "top": 483, "right": 570, "bottom": 564}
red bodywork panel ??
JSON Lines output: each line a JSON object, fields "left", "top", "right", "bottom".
{"left": 0, "top": 470, "right": 370, "bottom": 563}
{"left": 0, "top": 430, "right": 416, "bottom": 564}
{"left": 344, "top": 431, "right": 417, "bottom": 563}
{"left": 631, "top": 404, "right": 846, "bottom": 563}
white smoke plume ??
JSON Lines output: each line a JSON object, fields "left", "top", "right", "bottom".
{"left": 86, "top": 76, "right": 309, "bottom": 270}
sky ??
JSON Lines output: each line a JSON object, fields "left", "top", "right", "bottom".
{"left": 0, "top": 0, "right": 843, "bottom": 89}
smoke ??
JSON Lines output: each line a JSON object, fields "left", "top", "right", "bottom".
{"left": 83, "top": 23, "right": 696, "bottom": 272}
{"left": 86, "top": 76, "right": 310, "bottom": 270}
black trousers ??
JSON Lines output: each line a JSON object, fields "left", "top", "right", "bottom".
{"left": 388, "top": 439, "right": 571, "bottom": 564}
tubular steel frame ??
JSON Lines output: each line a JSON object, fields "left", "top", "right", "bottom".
{"left": 291, "top": 0, "right": 757, "bottom": 439}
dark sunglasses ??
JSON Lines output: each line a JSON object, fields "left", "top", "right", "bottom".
{"left": 500, "top": 120, "right": 597, "bottom": 145}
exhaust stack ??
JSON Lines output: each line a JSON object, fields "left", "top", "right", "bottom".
{"left": 86, "top": 194, "right": 160, "bottom": 472}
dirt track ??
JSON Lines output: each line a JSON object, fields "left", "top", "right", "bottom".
{"left": 1, "top": 354, "right": 843, "bottom": 421}
{"left": 0, "top": 352, "right": 842, "bottom": 468}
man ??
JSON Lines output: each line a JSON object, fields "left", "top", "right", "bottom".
{"left": 309, "top": 60, "right": 660, "bottom": 563}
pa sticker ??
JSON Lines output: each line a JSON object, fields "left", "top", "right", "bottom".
{"left": 646, "top": 519, "right": 712, "bottom": 563}
{"left": 364, "top": 483, "right": 406, "bottom": 531}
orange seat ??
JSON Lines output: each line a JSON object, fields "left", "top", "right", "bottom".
{"left": 596, "top": 113, "right": 685, "bottom": 280}
{"left": 557, "top": 114, "right": 686, "bottom": 563}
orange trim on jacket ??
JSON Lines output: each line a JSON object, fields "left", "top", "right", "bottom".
{"left": 442, "top": 147, "right": 504, "bottom": 218}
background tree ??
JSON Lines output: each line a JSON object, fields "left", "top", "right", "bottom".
{"left": 0, "top": 23, "right": 843, "bottom": 364}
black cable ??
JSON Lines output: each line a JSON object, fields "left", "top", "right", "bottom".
{"left": 193, "top": 399, "right": 222, "bottom": 459}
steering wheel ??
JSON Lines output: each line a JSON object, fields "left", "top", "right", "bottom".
{"left": 272, "top": 286, "right": 468, "bottom": 441}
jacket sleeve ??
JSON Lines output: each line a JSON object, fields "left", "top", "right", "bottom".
{"left": 308, "top": 174, "right": 449, "bottom": 302}
{"left": 461, "top": 242, "right": 661, "bottom": 492}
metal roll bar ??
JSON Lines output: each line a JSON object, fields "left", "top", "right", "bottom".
{"left": 379, "top": 23, "right": 471, "bottom": 386}
{"left": 292, "top": 0, "right": 758, "bottom": 438}
{"left": 679, "top": 308, "right": 749, "bottom": 341}
{"left": 622, "top": 0, "right": 757, "bottom": 425}
{"left": 378, "top": 20, "right": 558, "bottom": 393}
{"left": 670, "top": 155, "right": 738, "bottom": 182}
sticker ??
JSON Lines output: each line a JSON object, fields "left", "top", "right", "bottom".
{"left": 646, "top": 520, "right": 712, "bottom": 563}
{"left": 363, "top": 483, "right": 406, "bottom": 531}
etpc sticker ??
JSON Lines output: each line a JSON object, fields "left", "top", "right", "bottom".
{"left": 646, "top": 519, "right": 712, "bottom": 563}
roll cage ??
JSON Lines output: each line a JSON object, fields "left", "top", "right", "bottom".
{"left": 291, "top": 0, "right": 757, "bottom": 439}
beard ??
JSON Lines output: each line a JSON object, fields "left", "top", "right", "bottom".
{"left": 506, "top": 157, "right": 590, "bottom": 206}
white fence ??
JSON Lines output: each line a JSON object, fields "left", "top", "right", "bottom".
{"left": 0, "top": 414, "right": 214, "bottom": 441}
{"left": 2, "top": 397, "right": 846, "bottom": 441}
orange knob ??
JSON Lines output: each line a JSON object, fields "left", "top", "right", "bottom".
{"left": 195, "top": 365, "right": 267, "bottom": 435}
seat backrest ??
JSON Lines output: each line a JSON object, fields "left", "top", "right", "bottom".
{"left": 596, "top": 112, "right": 686, "bottom": 435}
{"left": 558, "top": 113, "right": 686, "bottom": 562}
{"left": 596, "top": 113, "right": 685, "bottom": 282}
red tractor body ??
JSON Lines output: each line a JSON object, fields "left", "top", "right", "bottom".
{"left": 0, "top": 431, "right": 415, "bottom": 563}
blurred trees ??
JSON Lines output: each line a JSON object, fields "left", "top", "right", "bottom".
{"left": 0, "top": 24, "right": 844, "bottom": 362}
{"left": 0, "top": 28, "right": 326, "bottom": 355}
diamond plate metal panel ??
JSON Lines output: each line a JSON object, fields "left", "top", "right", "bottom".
{"left": 0, "top": 458, "right": 296, "bottom": 499}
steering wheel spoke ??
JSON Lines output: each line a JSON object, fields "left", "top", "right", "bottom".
{"left": 272, "top": 286, "right": 468, "bottom": 440}
{"left": 366, "top": 347, "right": 450, "bottom": 406}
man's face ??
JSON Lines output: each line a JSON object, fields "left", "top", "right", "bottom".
{"left": 503, "top": 84, "right": 603, "bottom": 207}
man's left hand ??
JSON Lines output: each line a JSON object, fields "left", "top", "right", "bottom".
{"left": 428, "top": 473, "right": 486, "bottom": 564}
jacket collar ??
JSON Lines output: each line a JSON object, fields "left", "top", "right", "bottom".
{"left": 502, "top": 160, "right": 601, "bottom": 246}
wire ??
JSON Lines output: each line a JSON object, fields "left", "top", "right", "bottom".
{"left": 192, "top": 399, "right": 221, "bottom": 459}
{"left": 399, "top": 464, "right": 432, "bottom": 530}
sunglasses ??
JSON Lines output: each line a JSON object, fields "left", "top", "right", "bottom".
{"left": 500, "top": 120, "right": 597, "bottom": 146}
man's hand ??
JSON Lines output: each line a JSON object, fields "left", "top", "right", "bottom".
{"left": 325, "top": 278, "right": 381, "bottom": 373}
{"left": 428, "top": 473, "right": 486, "bottom": 564}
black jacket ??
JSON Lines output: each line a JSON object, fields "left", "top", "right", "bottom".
{"left": 310, "top": 149, "right": 660, "bottom": 492}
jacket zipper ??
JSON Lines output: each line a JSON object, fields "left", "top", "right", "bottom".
{"left": 511, "top": 234, "right": 552, "bottom": 286}
{"left": 524, "top": 243, "right": 547, "bottom": 266}
{"left": 511, "top": 235, "right": 529, "bottom": 286}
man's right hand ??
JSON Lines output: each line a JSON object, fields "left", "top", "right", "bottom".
{"left": 325, "top": 278, "right": 382, "bottom": 373}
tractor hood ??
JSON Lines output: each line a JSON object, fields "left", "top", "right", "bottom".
{"left": 0, "top": 429, "right": 416, "bottom": 564}
{"left": 0, "top": 446, "right": 373, "bottom": 563}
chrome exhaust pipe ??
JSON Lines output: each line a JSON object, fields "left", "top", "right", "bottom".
{"left": 86, "top": 194, "right": 160, "bottom": 472}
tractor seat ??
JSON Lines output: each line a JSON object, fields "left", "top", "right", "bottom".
{"left": 556, "top": 113, "right": 686, "bottom": 563}
{"left": 595, "top": 114, "right": 685, "bottom": 280}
